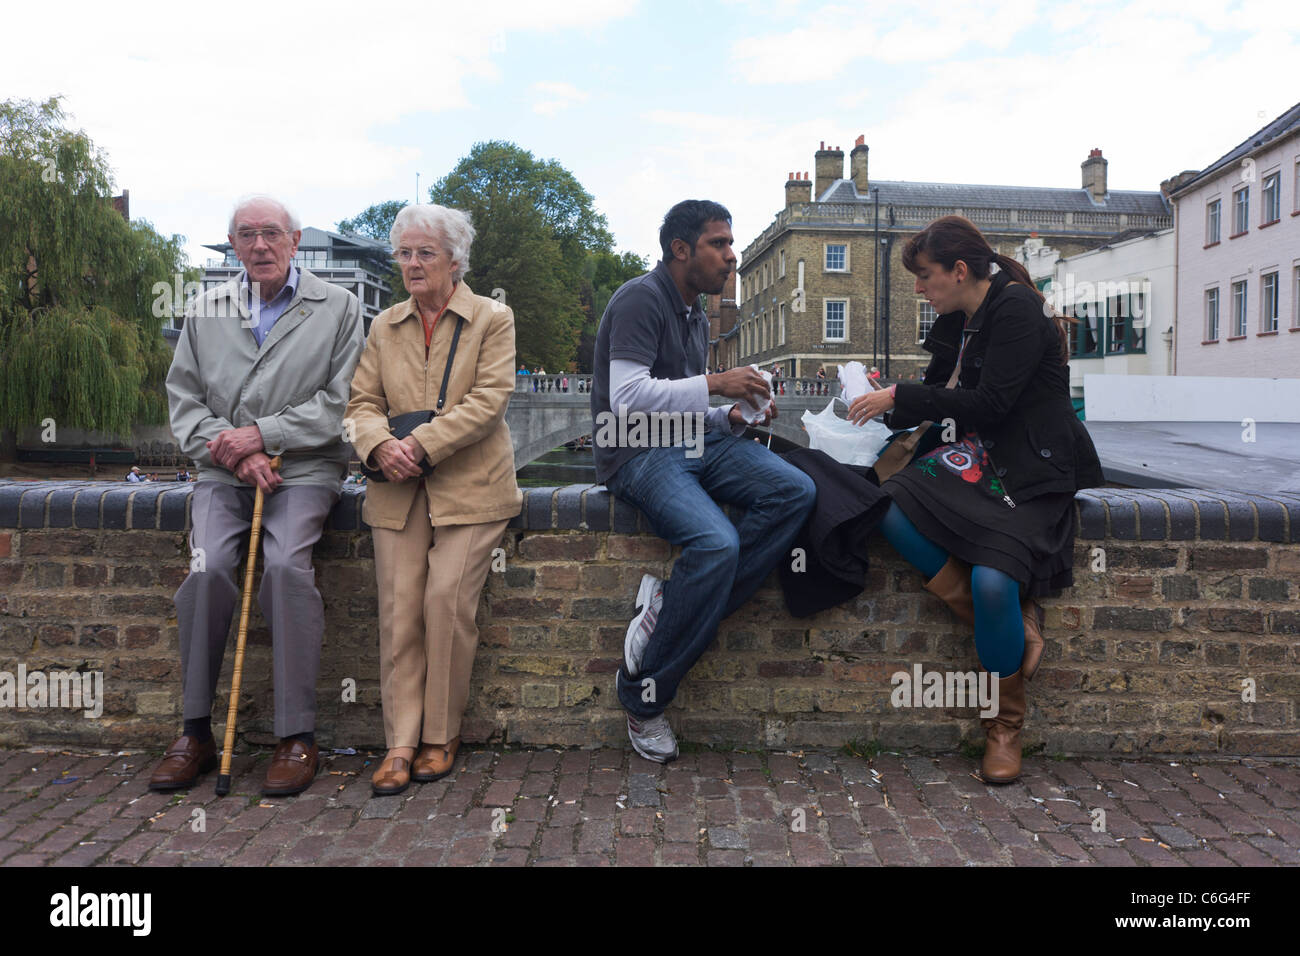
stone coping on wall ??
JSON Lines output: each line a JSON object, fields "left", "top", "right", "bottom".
{"left": 2, "top": 481, "right": 1299, "bottom": 541}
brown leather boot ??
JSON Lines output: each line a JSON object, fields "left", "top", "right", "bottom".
{"left": 979, "top": 669, "right": 1026, "bottom": 784}
{"left": 1021, "top": 600, "right": 1044, "bottom": 680}
{"left": 923, "top": 557, "right": 974, "bottom": 626}
{"left": 925, "top": 559, "right": 1044, "bottom": 681}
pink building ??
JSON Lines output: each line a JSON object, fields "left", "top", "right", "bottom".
{"left": 1171, "top": 102, "right": 1300, "bottom": 377}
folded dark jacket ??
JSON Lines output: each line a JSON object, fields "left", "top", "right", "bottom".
{"left": 777, "top": 447, "right": 892, "bottom": 618}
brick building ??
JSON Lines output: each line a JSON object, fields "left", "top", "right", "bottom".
{"left": 1169, "top": 101, "right": 1300, "bottom": 377}
{"left": 736, "top": 137, "right": 1172, "bottom": 381}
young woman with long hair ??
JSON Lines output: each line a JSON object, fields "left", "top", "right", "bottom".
{"left": 848, "top": 215, "right": 1103, "bottom": 784}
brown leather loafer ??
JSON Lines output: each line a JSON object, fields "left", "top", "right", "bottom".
{"left": 148, "top": 735, "right": 218, "bottom": 791}
{"left": 371, "top": 753, "right": 411, "bottom": 796}
{"left": 412, "top": 737, "right": 460, "bottom": 782}
{"left": 262, "top": 739, "right": 319, "bottom": 796}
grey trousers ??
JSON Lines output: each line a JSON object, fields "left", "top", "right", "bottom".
{"left": 175, "top": 481, "right": 338, "bottom": 738}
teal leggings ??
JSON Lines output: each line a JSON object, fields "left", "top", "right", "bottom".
{"left": 880, "top": 502, "right": 1024, "bottom": 676}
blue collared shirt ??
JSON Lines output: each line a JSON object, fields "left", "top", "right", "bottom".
{"left": 241, "top": 265, "right": 300, "bottom": 346}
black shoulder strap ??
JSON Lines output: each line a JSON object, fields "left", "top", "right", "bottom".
{"left": 436, "top": 317, "right": 466, "bottom": 412}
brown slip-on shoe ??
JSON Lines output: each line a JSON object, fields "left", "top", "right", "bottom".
{"left": 148, "top": 735, "right": 218, "bottom": 791}
{"left": 978, "top": 670, "right": 1026, "bottom": 785}
{"left": 262, "top": 739, "right": 319, "bottom": 796}
{"left": 412, "top": 737, "right": 460, "bottom": 782}
{"left": 371, "top": 753, "right": 411, "bottom": 797}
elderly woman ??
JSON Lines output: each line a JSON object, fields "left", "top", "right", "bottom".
{"left": 347, "top": 204, "right": 522, "bottom": 796}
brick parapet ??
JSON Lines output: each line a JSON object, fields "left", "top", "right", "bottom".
{"left": 1, "top": 482, "right": 1297, "bottom": 755}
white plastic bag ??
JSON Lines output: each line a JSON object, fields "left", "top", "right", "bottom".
{"left": 734, "top": 365, "right": 775, "bottom": 424}
{"left": 801, "top": 399, "right": 893, "bottom": 467}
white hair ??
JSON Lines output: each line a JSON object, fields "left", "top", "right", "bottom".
{"left": 228, "top": 194, "right": 300, "bottom": 234}
{"left": 390, "top": 204, "right": 476, "bottom": 283}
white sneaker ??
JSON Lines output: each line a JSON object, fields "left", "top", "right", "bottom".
{"left": 626, "top": 712, "right": 678, "bottom": 763}
{"left": 624, "top": 574, "right": 664, "bottom": 678}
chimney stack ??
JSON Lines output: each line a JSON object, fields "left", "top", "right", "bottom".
{"left": 814, "top": 142, "right": 845, "bottom": 201}
{"left": 785, "top": 171, "right": 812, "bottom": 209}
{"left": 849, "top": 135, "right": 869, "bottom": 194}
{"left": 1081, "top": 148, "right": 1108, "bottom": 201}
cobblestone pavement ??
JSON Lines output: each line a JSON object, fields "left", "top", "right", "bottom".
{"left": 1, "top": 746, "right": 1297, "bottom": 867}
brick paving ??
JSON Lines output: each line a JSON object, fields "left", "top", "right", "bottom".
{"left": 1, "top": 745, "right": 1297, "bottom": 866}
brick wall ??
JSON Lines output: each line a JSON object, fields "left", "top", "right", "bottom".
{"left": 1, "top": 482, "right": 1297, "bottom": 755}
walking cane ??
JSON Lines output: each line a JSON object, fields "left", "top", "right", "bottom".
{"left": 215, "top": 456, "right": 281, "bottom": 797}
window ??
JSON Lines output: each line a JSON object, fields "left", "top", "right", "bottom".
{"left": 1295, "top": 160, "right": 1300, "bottom": 214}
{"left": 1105, "top": 288, "right": 1146, "bottom": 354}
{"left": 1205, "top": 287, "right": 1219, "bottom": 341}
{"left": 1206, "top": 199, "right": 1220, "bottom": 244}
{"left": 1069, "top": 300, "right": 1103, "bottom": 358}
{"left": 824, "top": 299, "right": 847, "bottom": 340}
{"left": 824, "top": 244, "right": 847, "bottom": 272}
{"left": 1233, "top": 186, "right": 1249, "bottom": 235}
{"left": 1294, "top": 266, "right": 1300, "bottom": 329}
{"left": 779, "top": 303, "right": 786, "bottom": 344}
{"left": 917, "top": 300, "right": 937, "bottom": 343}
{"left": 1261, "top": 272, "right": 1279, "bottom": 332}
{"left": 761, "top": 311, "right": 768, "bottom": 351}
{"left": 1262, "top": 172, "right": 1281, "bottom": 225}
{"left": 1231, "top": 280, "right": 1248, "bottom": 337}
{"left": 779, "top": 250, "right": 786, "bottom": 278}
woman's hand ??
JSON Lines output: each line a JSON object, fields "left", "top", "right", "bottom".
{"left": 847, "top": 386, "right": 895, "bottom": 426}
{"left": 371, "top": 437, "right": 424, "bottom": 482}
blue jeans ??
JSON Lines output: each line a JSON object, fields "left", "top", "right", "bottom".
{"left": 605, "top": 429, "right": 817, "bottom": 717}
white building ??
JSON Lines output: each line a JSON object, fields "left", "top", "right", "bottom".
{"left": 1045, "top": 228, "right": 1176, "bottom": 403}
{"left": 1170, "top": 102, "right": 1300, "bottom": 377}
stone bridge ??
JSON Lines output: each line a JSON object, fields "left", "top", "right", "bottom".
{"left": 508, "top": 375, "right": 845, "bottom": 468}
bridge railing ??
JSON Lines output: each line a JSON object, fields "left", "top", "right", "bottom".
{"left": 515, "top": 374, "right": 589, "bottom": 394}
{"left": 511, "top": 375, "right": 849, "bottom": 400}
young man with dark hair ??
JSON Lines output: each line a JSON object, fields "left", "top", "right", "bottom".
{"left": 590, "top": 199, "right": 817, "bottom": 762}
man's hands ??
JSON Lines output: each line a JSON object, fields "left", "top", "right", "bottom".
{"left": 207, "top": 425, "right": 265, "bottom": 471}
{"left": 233, "top": 451, "right": 282, "bottom": 494}
{"left": 728, "top": 402, "right": 777, "bottom": 428}
{"left": 707, "top": 366, "right": 770, "bottom": 403}
{"left": 371, "top": 436, "right": 427, "bottom": 482}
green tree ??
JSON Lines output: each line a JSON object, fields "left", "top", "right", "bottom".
{"left": 0, "top": 97, "right": 193, "bottom": 441}
{"left": 337, "top": 199, "right": 406, "bottom": 241}
{"left": 428, "top": 141, "right": 616, "bottom": 371}
{"left": 576, "top": 249, "right": 647, "bottom": 372}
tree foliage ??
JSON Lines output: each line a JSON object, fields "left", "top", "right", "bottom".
{"left": 0, "top": 97, "right": 193, "bottom": 440}
{"left": 337, "top": 199, "right": 406, "bottom": 242}
{"left": 576, "top": 249, "right": 647, "bottom": 372}
{"left": 429, "top": 141, "right": 618, "bottom": 371}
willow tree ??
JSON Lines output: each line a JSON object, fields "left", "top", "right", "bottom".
{"left": 0, "top": 97, "right": 191, "bottom": 443}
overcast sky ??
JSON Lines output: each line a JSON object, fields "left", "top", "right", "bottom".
{"left": 5, "top": 0, "right": 1297, "bottom": 270}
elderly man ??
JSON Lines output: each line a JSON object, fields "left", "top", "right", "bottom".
{"left": 151, "top": 195, "right": 364, "bottom": 796}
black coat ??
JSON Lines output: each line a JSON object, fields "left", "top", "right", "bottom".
{"left": 890, "top": 271, "right": 1104, "bottom": 502}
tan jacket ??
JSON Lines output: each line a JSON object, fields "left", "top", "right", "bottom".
{"left": 347, "top": 282, "right": 522, "bottom": 529}
{"left": 166, "top": 269, "right": 364, "bottom": 487}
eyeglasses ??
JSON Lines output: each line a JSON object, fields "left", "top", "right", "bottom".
{"left": 234, "top": 227, "right": 291, "bottom": 244}
{"left": 395, "top": 248, "right": 442, "bottom": 264}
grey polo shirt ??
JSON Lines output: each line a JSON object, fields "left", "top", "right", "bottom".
{"left": 590, "top": 261, "right": 711, "bottom": 482}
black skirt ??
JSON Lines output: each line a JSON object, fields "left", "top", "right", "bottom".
{"left": 882, "top": 430, "right": 1076, "bottom": 597}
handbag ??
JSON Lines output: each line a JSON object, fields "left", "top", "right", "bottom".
{"left": 871, "top": 343, "right": 965, "bottom": 483}
{"left": 361, "top": 317, "right": 465, "bottom": 482}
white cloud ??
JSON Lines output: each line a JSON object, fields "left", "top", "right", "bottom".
{"left": 1, "top": 0, "right": 637, "bottom": 263}
{"left": 531, "top": 81, "right": 591, "bottom": 116}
